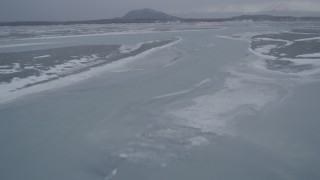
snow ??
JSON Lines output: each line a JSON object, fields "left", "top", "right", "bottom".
{"left": 295, "top": 36, "right": 320, "bottom": 42}
{"left": 0, "top": 37, "right": 181, "bottom": 104}
{"left": 217, "top": 32, "right": 276, "bottom": 42}
{"left": 104, "top": 169, "right": 117, "bottom": 180}
{"left": 1, "top": 22, "right": 320, "bottom": 180}
{"left": 254, "top": 45, "right": 277, "bottom": 54}
{"left": 119, "top": 43, "right": 143, "bottom": 54}
{"left": 33, "top": 55, "right": 51, "bottom": 59}
{"left": 119, "top": 154, "right": 129, "bottom": 159}
{"left": 169, "top": 76, "right": 279, "bottom": 135}
{"left": 282, "top": 30, "right": 317, "bottom": 35}
{"left": 188, "top": 136, "right": 209, "bottom": 146}
{"left": 296, "top": 53, "right": 320, "bottom": 58}
{"left": 0, "top": 63, "right": 21, "bottom": 74}
{"left": 248, "top": 47, "right": 277, "bottom": 60}
{"left": 152, "top": 78, "right": 211, "bottom": 99}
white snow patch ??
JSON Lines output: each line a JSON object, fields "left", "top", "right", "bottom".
{"left": 253, "top": 37, "right": 294, "bottom": 47}
{"left": 254, "top": 37, "right": 290, "bottom": 43}
{"left": 0, "top": 55, "right": 101, "bottom": 92}
{"left": 119, "top": 154, "right": 128, "bottom": 159}
{"left": 0, "top": 63, "right": 21, "bottom": 74}
{"left": 296, "top": 53, "right": 320, "bottom": 58}
{"left": 33, "top": 55, "right": 51, "bottom": 59}
{"left": 254, "top": 45, "right": 277, "bottom": 54}
{"left": 104, "top": 169, "right": 117, "bottom": 180}
{"left": 295, "top": 36, "right": 320, "bottom": 42}
{"left": 249, "top": 47, "right": 277, "bottom": 60}
{"left": 188, "top": 136, "right": 209, "bottom": 146}
{"left": 119, "top": 43, "right": 143, "bottom": 54}
{"left": 281, "top": 30, "right": 317, "bottom": 35}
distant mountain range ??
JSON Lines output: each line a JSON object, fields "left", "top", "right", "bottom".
{"left": 119, "top": 8, "right": 180, "bottom": 20}
{"left": 1, "top": 8, "right": 320, "bottom": 26}
{"left": 257, "top": 2, "right": 320, "bottom": 17}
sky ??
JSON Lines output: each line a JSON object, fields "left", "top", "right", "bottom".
{"left": 1, "top": 0, "right": 320, "bottom": 22}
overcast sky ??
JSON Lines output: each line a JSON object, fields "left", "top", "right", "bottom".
{"left": 1, "top": 0, "right": 320, "bottom": 22}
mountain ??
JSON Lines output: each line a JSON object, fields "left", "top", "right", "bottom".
{"left": 256, "top": 2, "right": 320, "bottom": 17}
{"left": 120, "top": 8, "right": 180, "bottom": 20}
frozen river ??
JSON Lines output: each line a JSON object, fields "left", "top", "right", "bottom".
{"left": 0, "top": 22, "right": 320, "bottom": 180}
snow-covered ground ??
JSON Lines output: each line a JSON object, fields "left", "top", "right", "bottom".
{"left": 0, "top": 22, "right": 320, "bottom": 180}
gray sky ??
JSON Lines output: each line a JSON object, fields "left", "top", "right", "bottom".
{"left": 1, "top": 0, "right": 320, "bottom": 22}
